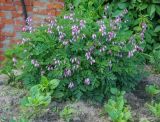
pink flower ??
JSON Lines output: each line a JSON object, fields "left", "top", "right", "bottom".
{"left": 64, "top": 69, "right": 72, "bottom": 77}
{"left": 12, "top": 57, "right": 17, "bottom": 63}
{"left": 22, "top": 27, "right": 26, "bottom": 32}
{"left": 72, "top": 25, "right": 80, "bottom": 36}
{"left": 68, "top": 82, "right": 74, "bottom": 89}
{"left": 128, "top": 51, "right": 133, "bottom": 58}
{"left": 80, "top": 20, "right": 86, "bottom": 29}
{"left": 84, "top": 78, "right": 91, "bottom": 85}
{"left": 108, "top": 31, "right": 116, "bottom": 41}
{"left": 92, "top": 34, "right": 96, "bottom": 39}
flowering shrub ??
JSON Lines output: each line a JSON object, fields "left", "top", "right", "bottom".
{"left": 65, "top": 0, "right": 106, "bottom": 20}
{"left": 66, "top": 0, "right": 160, "bottom": 55}
{"left": 5, "top": 8, "right": 147, "bottom": 101}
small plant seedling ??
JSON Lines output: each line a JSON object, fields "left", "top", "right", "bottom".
{"left": 20, "top": 85, "right": 51, "bottom": 118}
{"left": 104, "top": 88, "right": 132, "bottom": 122}
{"left": 145, "top": 84, "right": 160, "bottom": 99}
{"left": 60, "top": 105, "right": 75, "bottom": 122}
{"left": 52, "top": 106, "right": 59, "bottom": 113}
{"left": 20, "top": 76, "right": 60, "bottom": 119}
{"left": 146, "top": 102, "right": 160, "bottom": 118}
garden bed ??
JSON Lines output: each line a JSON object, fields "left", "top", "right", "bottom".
{"left": 0, "top": 69, "right": 160, "bottom": 122}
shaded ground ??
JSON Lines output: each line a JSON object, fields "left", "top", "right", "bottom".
{"left": 0, "top": 69, "right": 160, "bottom": 122}
{"left": 0, "top": 85, "right": 26, "bottom": 121}
{"left": 125, "top": 69, "right": 160, "bottom": 122}
{"left": 34, "top": 101, "right": 109, "bottom": 122}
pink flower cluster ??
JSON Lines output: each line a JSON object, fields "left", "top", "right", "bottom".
{"left": 85, "top": 47, "right": 96, "bottom": 65}
{"left": 84, "top": 78, "right": 91, "bottom": 85}
{"left": 99, "top": 21, "right": 107, "bottom": 36}
{"left": 70, "top": 57, "right": 80, "bottom": 70}
{"left": 140, "top": 23, "right": 147, "bottom": 40}
{"left": 31, "top": 59, "right": 40, "bottom": 67}
{"left": 22, "top": 17, "right": 34, "bottom": 33}
{"left": 64, "top": 69, "right": 72, "bottom": 77}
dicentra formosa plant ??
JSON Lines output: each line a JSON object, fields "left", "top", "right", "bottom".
{"left": 8, "top": 6, "right": 147, "bottom": 101}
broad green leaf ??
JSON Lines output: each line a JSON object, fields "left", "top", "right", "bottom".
{"left": 133, "top": 26, "right": 142, "bottom": 32}
{"left": 110, "top": 88, "right": 118, "bottom": 95}
{"left": 124, "top": 109, "right": 132, "bottom": 120}
{"left": 29, "top": 85, "right": 40, "bottom": 96}
{"left": 156, "top": 5, "right": 160, "bottom": 15}
{"left": 53, "top": 91, "right": 64, "bottom": 98}
{"left": 139, "top": 4, "right": 148, "bottom": 10}
{"left": 73, "top": 0, "right": 81, "bottom": 7}
{"left": 121, "top": 0, "right": 128, "bottom": 2}
{"left": 118, "top": 2, "right": 129, "bottom": 9}
{"left": 147, "top": 4, "right": 156, "bottom": 17}
{"left": 112, "top": 10, "right": 123, "bottom": 17}
{"left": 49, "top": 79, "right": 60, "bottom": 89}
{"left": 152, "top": 0, "right": 160, "bottom": 3}
{"left": 41, "top": 76, "right": 48, "bottom": 85}
{"left": 154, "top": 25, "right": 160, "bottom": 32}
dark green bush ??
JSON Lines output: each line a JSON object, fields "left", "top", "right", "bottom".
{"left": 4, "top": 7, "right": 147, "bottom": 102}
{"left": 65, "top": 0, "right": 160, "bottom": 54}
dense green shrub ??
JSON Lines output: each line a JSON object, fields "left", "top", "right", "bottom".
{"left": 4, "top": 7, "right": 146, "bottom": 101}
{"left": 107, "top": 0, "right": 160, "bottom": 54}
{"left": 65, "top": 0, "right": 107, "bottom": 20}
{"left": 149, "top": 49, "right": 160, "bottom": 73}
{"left": 65, "top": 0, "right": 160, "bottom": 54}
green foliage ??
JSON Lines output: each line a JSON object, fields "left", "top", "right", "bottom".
{"left": 4, "top": 5, "right": 146, "bottom": 102}
{"left": 107, "top": 0, "right": 160, "bottom": 53}
{"left": 145, "top": 84, "right": 160, "bottom": 120}
{"left": 149, "top": 49, "right": 160, "bottom": 73}
{"left": 38, "top": 76, "right": 63, "bottom": 99}
{"left": 146, "top": 102, "right": 160, "bottom": 118}
{"left": 60, "top": 105, "right": 75, "bottom": 122}
{"left": 0, "top": 50, "right": 16, "bottom": 85}
{"left": 20, "top": 76, "right": 60, "bottom": 119}
{"left": 21, "top": 86, "right": 51, "bottom": 108}
{"left": 20, "top": 86, "right": 51, "bottom": 119}
{"left": 145, "top": 84, "right": 160, "bottom": 97}
{"left": 104, "top": 88, "right": 132, "bottom": 122}
{"left": 65, "top": 0, "right": 106, "bottom": 20}
{"left": 65, "top": 0, "right": 160, "bottom": 55}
